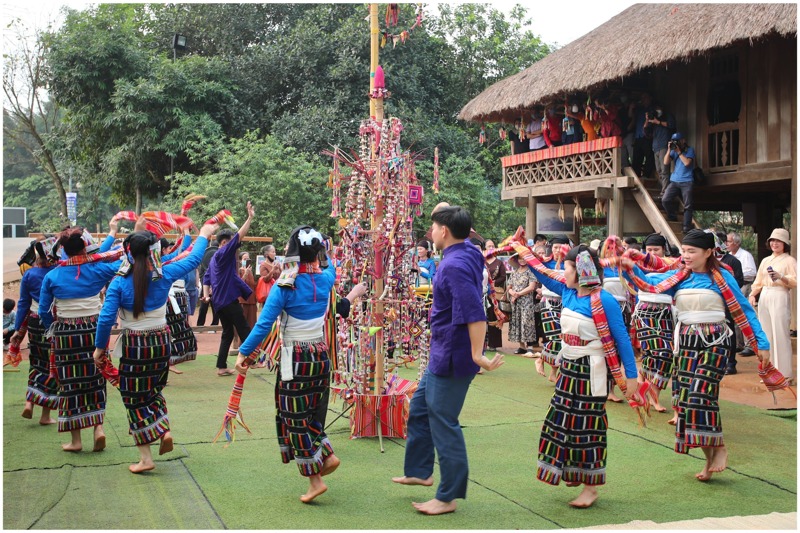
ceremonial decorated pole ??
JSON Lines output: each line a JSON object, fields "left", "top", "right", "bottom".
{"left": 370, "top": 4, "right": 385, "bottom": 396}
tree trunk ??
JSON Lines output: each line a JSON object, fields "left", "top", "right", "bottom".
{"left": 136, "top": 185, "right": 142, "bottom": 215}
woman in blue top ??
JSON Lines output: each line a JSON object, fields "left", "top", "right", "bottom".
{"left": 235, "top": 225, "right": 338, "bottom": 504}
{"left": 623, "top": 229, "right": 770, "bottom": 482}
{"left": 92, "top": 222, "right": 215, "bottom": 474}
{"left": 415, "top": 241, "right": 436, "bottom": 288}
{"left": 523, "top": 244, "right": 638, "bottom": 509}
{"left": 39, "top": 227, "right": 123, "bottom": 453}
{"left": 14, "top": 236, "right": 60, "bottom": 425}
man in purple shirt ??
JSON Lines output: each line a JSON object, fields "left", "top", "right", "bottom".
{"left": 392, "top": 204, "right": 504, "bottom": 516}
{"left": 202, "top": 201, "right": 255, "bottom": 376}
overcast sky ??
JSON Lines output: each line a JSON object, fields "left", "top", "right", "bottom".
{"left": 3, "top": 1, "right": 635, "bottom": 48}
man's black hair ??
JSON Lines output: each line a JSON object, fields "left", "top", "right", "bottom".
{"left": 624, "top": 236, "right": 639, "bottom": 246}
{"left": 430, "top": 206, "right": 472, "bottom": 240}
{"left": 217, "top": 229, "right": 235, "bottom": 244}
{"left": 3, "top": 299, "right": 15, "bottom": 313}
{"left": 469, "top": 237, "right": 484, "bottom": 250}
{"left": 534, "top": 234, "right": 548, "bottom": 243}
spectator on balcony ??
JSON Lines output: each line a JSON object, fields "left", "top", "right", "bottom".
{"left": 594, "top": 96, "right": 623, "bottom": 139}
{"left": 661, "top": 132, "right": 696, "bottom": 234}
{"left": 561, "top": 102, "right": 581, "bottom": 145}
{"left": 565, "top": 104, "right": 597, "bottom": 142}
{"left": 631, "top": 92, "right": 655, "bottom": 178}
{"left": 619, "top": 92, "right": 635, "bottom": 167}
{"left": 508, "top": 121, "right": 530, "bottom": 155}
{"left": 525, "top": 107, "right": 547, "bottom": 151}
{"left": 542, "top": 106, "right": 562, "bottom": 148}
{"left": 647, "top": 103, "right": 677, "bottom": 199}
{"left": 727, "top": 232, "right": 758, "bottom": 357}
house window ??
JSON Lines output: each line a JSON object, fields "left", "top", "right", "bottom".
{"left": 707, "top": 53, "right": 741, "bottom": 168}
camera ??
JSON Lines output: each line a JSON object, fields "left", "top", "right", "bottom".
{"left": 668, "top": 140, "right": 679, "bottom": 150}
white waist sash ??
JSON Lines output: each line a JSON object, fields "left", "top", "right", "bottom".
{"left": 54, "top": 295, "right": 102, "bottom": 318}
{"left": 112, "top": 305, "right": 168, "bottom": 359}
{"left": 673, "top": 289, "right": 731, "bottom": 353}
{"left": 167, "top": 280, "right": 186, "bottom": 314}
{"left": 279, "top": 313, "right": 326, "bottom": 382}
{"left": 30, "top": 300, "right": 39, "bottom": 313}
{"left": 636, "top": 291, "right": 674, "bottom": 305}
{"left": 559, "top": 309, "right": 608, "bottom": 396}
{"left": 603, "top": 277, "right": 628, "bottom": 302}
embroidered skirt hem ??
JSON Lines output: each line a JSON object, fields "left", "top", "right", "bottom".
{"left": 25, "top": 314, "right": 59, "bottom": 408}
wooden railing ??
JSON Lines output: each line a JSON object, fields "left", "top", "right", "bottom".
{"left": 501, "top": 137, "right": 622, "bottom": 191}
{"left": 707, "top": 121, "right": 740, "bottom": 171}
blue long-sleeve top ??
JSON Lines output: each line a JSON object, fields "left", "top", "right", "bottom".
{"left": 418, "top": 257, "right": 436, "bottom": 283}
{"left": 161, "top": 234, "right": 191, "bottom": 263}
{"left": 39, "top": 260, "right": 123, "bottom": 329}
{"left": 627, "top": 264, "right": 769, "bottom": 350}
{"left": 99, "top": 234, "right": 115, "bottom": 253}
{"left": 527, "top": 265, "right": 638, "bottom": 378}
{"left": 238, "top": 257, "right": 336, "bottom": 356}
{"left": 15, "top": 266, "right": 55, "bottom": 330}
{"left": 94, "top": 236, "right": 209, "bottom": 348}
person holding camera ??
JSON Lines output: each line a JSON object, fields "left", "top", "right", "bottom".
{"left": 661, "top": 132, "right": 696, "bottom": 234}
{"left": 647, "top": 103, "right": 676, "bottom": 198}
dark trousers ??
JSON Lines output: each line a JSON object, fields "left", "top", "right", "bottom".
{"left": 662, "top": 181, "right": 694, "bottom": 229}
{"left": 632, "top": 136, "right": 655, "bottom": 178}
{"left": 215, "top": 301, "right": 251, "bottom": 369}
{"left": 197, "top": 299, "right": 219, "bottom": 326}
{"left": 404, "top": 370, "right": 474, "bottom": 502}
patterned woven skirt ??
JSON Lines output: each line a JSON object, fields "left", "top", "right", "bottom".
{"left": 166, "top": 291, "right": 197, "bottom": 366}
{"left": 674, "top": 323, "right": 729, "bottom": 454}
{"left": 540, "top": 297, "right": 563, "bottom": 367}
{"left": 275, "top": 340, "right": 334, "bottom": 477}
{"left": 633, "top": 302, "right": 675, "bottom": 390}
{"left": 26, "top": 314, "right": 59, "bottom": 409}
{"left": 537, "top": 354, "right": 607, "bottom": 486}
{"left": 52, "top": 316, "right": 106, "bottom": 432}
{"left": 119, "top": 325, "right": 171, "bottom": 445}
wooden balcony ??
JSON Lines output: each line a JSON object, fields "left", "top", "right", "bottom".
{"left": 500, "top": 137, "right": 626, "bottom": 200}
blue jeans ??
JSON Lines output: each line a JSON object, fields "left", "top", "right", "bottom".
{"left": 403, "top": 370, "right": 474, "bottom": 502}
{"left": 662, "top": 180, "right": 694, "bottom": 229}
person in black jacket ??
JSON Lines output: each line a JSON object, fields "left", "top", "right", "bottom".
{"left": 715, "top": 231, "right": 744, "bottom": 375}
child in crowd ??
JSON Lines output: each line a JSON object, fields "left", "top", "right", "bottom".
{"left": 3, "top": 299, "right": 17, "bottom": 351}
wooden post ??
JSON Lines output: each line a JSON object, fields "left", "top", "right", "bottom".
{"left": 526, "top": 194, "right": 536, "bottom": 239}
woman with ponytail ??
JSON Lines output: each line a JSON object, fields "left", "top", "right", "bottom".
{"left": 235, "top": 225, "right": 339, "bottom": 504}
{"left": 622, "top": 229, "right": 770, "bottom": 481}
{"left": 38, "top": 227, "right": 124, "bottom": 453}
{"left": 92, "top": 220, "right": 218, "bottom": 473}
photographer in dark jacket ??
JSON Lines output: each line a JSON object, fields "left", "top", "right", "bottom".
{"left": 661, "top": 132, "right": 696, "bottom": 234}
{"left": 196, "top": 238, "right": 220, "bottom": 327}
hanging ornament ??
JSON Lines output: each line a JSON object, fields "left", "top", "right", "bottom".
{"left": 479, "top": 124, "right": 486, "bottom": 145}
{"left": 573, "top": 195, "right": 583, "bottom": 224}
{"left": 499, "top": 126, "right": 506, "bottom": 141}
{"left": 386, "top": 4, "right": 399, "bottom": 27}
{"left": 558, "top": 197, "right": 565, "bottom": 222}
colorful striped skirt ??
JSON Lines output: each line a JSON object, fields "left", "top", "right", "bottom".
{"left": 118, "top": 325, "right": 171, "bottom": 445}
{"left": 275, "top": 340, "right": 334, "bottom": 477}
{"left": 166, "top": 290, "right": 197, "bottom": 366}
{"left": 52, "top": 315, "right": 106, "bottom": 432}
{"left": 540, "top": 297, "right": 563, "bottom": 367}
{"left": 633, "top": 302, "right": 675, "bottom": 390}
{"left": 537, "top": 353, "right": 607, "bottom": 486}
{"left": 674, "top": 323, "right": 729, "bottom": 454}
{"left": 26, "top": 314, "right": 59, "bottom": 409}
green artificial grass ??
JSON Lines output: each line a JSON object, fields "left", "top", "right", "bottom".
{"left": 4, "top": 353, "right": 796, "bottom": 529}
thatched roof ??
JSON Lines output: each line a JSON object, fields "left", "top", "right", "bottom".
{"left": 459, "top": 3, "right": 797, "bottom": 123}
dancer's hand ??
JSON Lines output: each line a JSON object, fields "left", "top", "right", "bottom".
{"left": 483, "top": 353, "right": 505, "bottom": 371}
{"left": 199, "top": 221, "right": 220, "bottom": 239}
{"left": 92, "top": 348, "right": 106, "bottom": 367}
{"left": 624, "top": 378, "right": 639, "bottom": 401}
{"left": 757, "top": 349, "right": 770, "bottom": 363}
{"left": 234, "top": 354, "right": 249, "bottom": 376}
{"left": 9, "top": 332, "right": 21, "bottom": 345}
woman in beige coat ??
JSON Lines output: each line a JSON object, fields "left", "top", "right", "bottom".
{"left": 749, "top": 228, "right": 797, "bottom": 382}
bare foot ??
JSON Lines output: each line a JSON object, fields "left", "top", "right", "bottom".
{"left": 39, "top": 417, "right": 57, "bottom": 425}
{"left": 321, "top": 454, "right": 340, "bottom": 477}
{"left": 412, "top": 498, "right": 457, "bottom": 515}
{"left": 159, "top": 432, "right": 174, "bottom": 455}
{"left": 649, "top": 398, "right": 667, "bottom": 413}
{"left": 548, "top": 370, "right": 557, "bottom": 383}
{"left": 535, "top": 358, "right": 546, "bottom": 377}
{"left": 129, "top": 460, "right": 156, "bottom": 474}
{"left": 564, "top": 481, "right": 581, "bottom": 487}
{"left": 168, "top": 366, "right": 183, "bottom": 374}
{"left": 300, "top": 477, "right": 327, "bottom": 503}
{"left": 695, "top": 464, "right": 712, "bottom": 482}
{"left": 62, "top": 442, "right": 82, "bottom": 452}
{"left": 667, "top": 417, "right": 677, "bottom": 426}
{"left": 21, "top": 403, "right": 33, "bottom": 419}
{"left": 607, "top": 393, "right": 624, "bottom": 403}
{"left": 568, "top": 486, "right": 598, "bottom": 508}
{"left": 93, "top": 428, "right": 106, "bottom": 452}
{"left": 392, "top": 475, "right": 434, "bottom": 486}
{"left": 709, "top": 446, "right": 728, "bottom": 473}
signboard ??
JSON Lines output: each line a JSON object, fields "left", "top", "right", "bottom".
{"left": 3, "top": 207, "right": 26, "bottom": 226}
{"left": 66, "top": 192, "right": 77, "bottom": 226}
{"left": 536, "top": 203, "right": 575, "bottom": 234}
